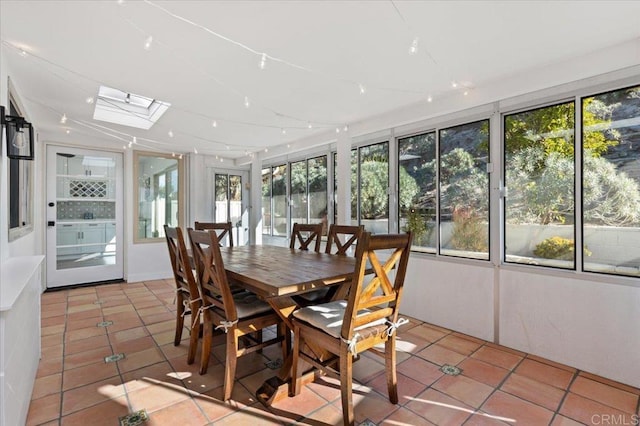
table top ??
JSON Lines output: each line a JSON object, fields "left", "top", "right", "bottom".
{"left": 219, "top": 245, "right": 357, "bottom": 299}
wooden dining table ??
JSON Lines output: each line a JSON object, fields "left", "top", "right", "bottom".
{"left": 216, "top": 244, "right": 359, "bottom": 405}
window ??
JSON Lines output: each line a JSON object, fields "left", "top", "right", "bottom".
{"left": 582, "top": 85, "right": 640, "bottom": 277}
{"left": 134, "top": 152, "right": 183, "bottom": 242}
{"left": 504, "top": 102, "right": 575, "bottom": 268}
{"left": 290, "top": 160, "right": 307, "bottom": 225}
{"left": 398, "top": 131, "right": 436, "bottom": 252}
{"left": 8, "top": 96, "right": 33, "bottom": 241}
{"left": 353, "top": 142, "right": 389, "bottom": 233}
{"left": 439, "top": 120, "right": 490, "bottom": 259}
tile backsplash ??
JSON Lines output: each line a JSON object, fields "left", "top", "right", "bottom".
{"left": 57, "top": 201, "right": 115, "bottom": 220}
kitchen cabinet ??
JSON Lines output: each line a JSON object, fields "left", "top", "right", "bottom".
{"left": 56, "top": 222, "right": 110, "bottom": 257}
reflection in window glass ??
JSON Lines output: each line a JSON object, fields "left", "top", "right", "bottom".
{"left": 439, "top": 120, "right": 489, "bottom": 259}
{"left": 504, "top": 103, "right": 574, "bottom": 268}
{"left": 350, "top": 149, "right": 358, "bottom": 225}
{"left": 136, "top": 154, "right": 181, "bottom": 240}
{"left": 214, "top": 174, "right": 228, "bottom": 222}
{"left": 261, "top": 168, "right": 271, "bottom": 235}
{"left": 290, "top": 160, "right": 307, "bottom": 225}
{"left": 399, "top": 132, "right": 436, "bottom": 252}
{"left": 357, "top": 142, "right": 389, "bottom": 233}
{"left": 272, "top": 165, "right": 287, "bottom": 236}
{"left": 582, "top": 86, "right": 640, "bottom": 277}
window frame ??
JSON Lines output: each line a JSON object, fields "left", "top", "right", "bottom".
{"left": 7, "top": 89, "right": 34, "bottom": 242}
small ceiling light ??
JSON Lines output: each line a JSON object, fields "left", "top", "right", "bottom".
{"left": 117, "top": 0, "right": 124, "bottom": 4}
{"left": 244, "top": 96, "right": 250, "bottom": 108}
{"left": 123, "top": 145, "right": 127, "bottom": 150}
{"left": 336, "top": 127, "right": 340, "bottom": 133}
{"left": 463, "top": 90, "right": 469, "bottom": 96}
{"left": 264, "top": 148, "right": 268, "bottom": 152}
{"left": 359, "top": 83, "right": 366, "bottom": 94}
{"left": 172, "top": 152, "right": 175, "bottom": 157}
{"left": 133, "top": 136, "right": 137, "bottom": 144}
{"left": 60, "top": 113, "right": 67, "bottom": 124}
{"left": 244, "top": 150, "right": 249, "bottom": 155}
{"left": 212, "top": 120, "right": 217, "bottom": 127}
{"left": 19, "top": 49, "right": 27, "bottom": 57}
{"left": 281, "top": 128, "right": 286, "bottom": 135}
{"left": 194, "top": 148, "right": 198, "bottom": 154}
{"left": 307, "top": 122, "right": 312, "bottom": 129}
{"left": 259, "top": 53, "right": 267, "bottom": 70}
{"left": 168, "top": 130, "right": 174, "bottom": 137}
{"left": 409, "top": 37, "right": 419, "bottom": 55}
{"left": 225, "top": 145, "right": 230, "bottom": 150}
{"left": 427, "top": 95, "right": 433, "bottom": 103}
{"left": 220, "top": 158, "right": 224, "bottom": 162}
{"left": 128, "top": 141, "right": 133, "bottom": 148}
{"left": 287, "top": 144, "right": 291, "bottom": 148}
{"left": 66, "top": 129, "right": 70, "bottom": 134}
{"left": 124, "top": 93, "right": 131, "bottom": 104}
{"left": 144, "top": 36, "right": 153, "bottom": 50}
{"left": 216, "top": 155, "right": 219, "bottom": 159}
{"left": 451, "top": 81, "right": 458, "bottom": 88}
{"left": 343, "top": 125, "right": 349, "bottom": 132}
{"left": 86, "top": 96, "right": 94, "bottom": 104}
{"left": 179, "top": 154, "right": 183, "bottom": 159}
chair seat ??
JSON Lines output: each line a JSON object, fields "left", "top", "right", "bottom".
{"left": 292, "top": 300, "right": 386, "bottom": 339}
{"left": 232, "top": 291, "right": 273, "bottom": 318}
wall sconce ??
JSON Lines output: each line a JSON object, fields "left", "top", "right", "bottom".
{"left": 1, "top": 105, "right": 34, "bottom": 160}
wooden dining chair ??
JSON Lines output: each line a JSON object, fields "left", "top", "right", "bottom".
{"left": 291, "top": 231, "right": 413, "bottom": 426}
{"left": 194, "top": 221, "right": 234, "bottom": 247}
{"left": 188, "top": 228, "right": 289, "bottom": 401}
{"left": 163, "top": 225, "right": 201, "bottom": 363}
{"left": 289, "top": 222, "right": 323, "bottom": 252}
{"left": 295, "top": 224, "right": 365, "bottom": 306}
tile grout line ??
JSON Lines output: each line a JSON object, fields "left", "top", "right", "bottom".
{"left": 549, "top": 367, "right": 580, "bottom": 424}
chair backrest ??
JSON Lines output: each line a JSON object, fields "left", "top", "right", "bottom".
{"left": 187, "top": 228, "right": 237, "bottom": 321}
{"left": 342, "top": 232, "right": 413, "bottom": 340}
{"left": 164, "top": 225, "right": 199, "bottom": 297}
{"left": 325, "top": 224, "right": 364, "bottom": 256}
{"left": 290, "top": 222, "right": 322, "bottom": 252}
{"left": 194, "top": 221, "right": 234, "bottom": 247}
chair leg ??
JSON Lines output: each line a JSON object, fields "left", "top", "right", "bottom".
{"left": 199, "top": 310, "right": 212, "bottom": 375}
{"left": 223, "top": 330, "right": 239, "bottom": 401}
{"left": 385, "top": 336, "right": 399, "bottom": 404}
{"left": 290, "top": 326, "right": 302, "bottom": 397}
{"left": 187, "top": 306, "right": 200, "bottom": 365}
{"left": 279, "top": 322, "right": 290, "bottom": 360}
{"left": 340, "top": 350, "right": 354, "bottom": 426}
{"left": 174, "top": 292, "right": 185, "bottom": 346}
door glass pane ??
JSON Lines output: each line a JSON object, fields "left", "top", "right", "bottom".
{"left": 136, "top": 154, "right": 180, "bottom": 240}
{"left": 308, "top": 156, "right": 327, "bottom": 234}
{"left": 290, "top": 160, "right": 307, "bottom": 224}
{"left": 229, "top": 175, "right": 242, "bottom": 227}
{"left": 262, "top": 168, "right": 271, "bottom": 235}
{"left": 439, "top": 120, "right": 490, "bottom": 259}
{"left": 215, "top": 173, "right": 229, "bottom": 222}
{"left": 272, "top": 165, "right": 287, "bottom": 236}
{"left": 55, "top": 152, "right": 116, "bottom": 269}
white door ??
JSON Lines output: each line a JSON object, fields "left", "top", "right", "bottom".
{"left": 212, "top": 169, "right": 249, "bottom": 245}
{"left": 46, "top": 146, "right": 123, "bottom": 287}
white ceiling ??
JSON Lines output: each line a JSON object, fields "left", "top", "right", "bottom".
{"left": 1, "top": 1, "right": 639, "bottom": 160}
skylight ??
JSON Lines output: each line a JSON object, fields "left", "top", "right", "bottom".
{"left": 93, "top": 86, "right": 170, "bottom": 130}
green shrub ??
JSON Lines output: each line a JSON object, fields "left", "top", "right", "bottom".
{"left": 451, "top": 208, "right": 487, "bottom": 252}
{"left": 533, "top": 236, "right": 592, "bottom": 260}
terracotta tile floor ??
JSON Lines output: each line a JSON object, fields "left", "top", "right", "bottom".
{"left": 28, "top": 280, "right": 639, "bottom": 425}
